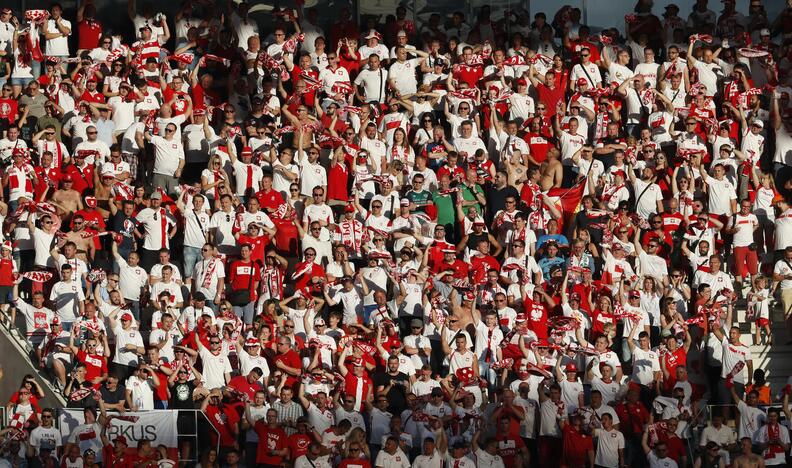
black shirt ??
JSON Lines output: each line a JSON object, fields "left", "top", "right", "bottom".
{"left": 170, "top": 380, "right": 197, "bottom": 409}
{"left": 100, "top": 383, "right": 126, "bottom": 405}
{"left": 373, "top": 371, "right": 409, "bottom": 415}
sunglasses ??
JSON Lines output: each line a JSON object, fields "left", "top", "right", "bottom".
{"left": 165, "top": 128, "right": 175, "bottom": 133}
{"left": 210, "top": 341, "right": 221, "bottom": 344}
{"left": 283, "top": 325, "right": 294, "bottom": 328}
{"left": 87, "top": 131, "right": 97, "bottom": 135}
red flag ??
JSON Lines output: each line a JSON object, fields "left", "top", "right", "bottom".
{"left": 546, "top": 178, "right": 586, "bottom": 231}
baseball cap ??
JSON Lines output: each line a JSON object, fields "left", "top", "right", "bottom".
{"left": 121, "top": 312, "right": 133, "bottom": 321}
{"left": 565, "top": 363, "right": 578, "bottom": 373}
{"left": 752, "top": 120, "right": 764, "bottom": 128}
{"left": 150, "top": 191, "right": 162, "bottom": 200}
{"left": 192, "top": 292, "right": 207, "bottom": 301}
{"left": 515, "top": 313, "right": 527, "bottom": 322}
{"left": 61, "top": 174, "right": 73, "bottom": 182}
{"left": 51, "top": 317, "right": 61, "bottom": 326}
{"left": 314, "top": 318, "right": 326, "bottom": 327}
{"left": 114, "top": 435, "right": 128, "bottom": 445}
{"left": 760, "top": 28, "right": 770, "bottom": 36}
{"left": 577, "top": 77, "right": 588, "bottom": 86}
{"left": 241, "top": 146, "right": 253, "bottom": 156}
{"left": 1, "top": 241, "right": 12, "bottom": 251}
{"left": 410, "top": 318, "right": 424, "bottom": 328}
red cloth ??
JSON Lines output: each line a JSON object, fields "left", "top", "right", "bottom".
{"left": 657, "top": 431, "right": 685, "bottom": 463}
{"left": 255, "top": 188, "right": 285, "bottom": 211}
{"left": 102, "top": 443, "right": 135, "bottom": 468}
{"left": 524, "top": 299, "right": 549, "bottom": 339}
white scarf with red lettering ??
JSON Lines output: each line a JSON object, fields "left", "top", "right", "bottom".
{"left": 336, "top": 219, "right": 364, "bottom": 256}
{"left": 766, "top": 422, "right": 785, "bottom": 459}
{"left": 602, "top": 183, "right": 625, "bottom": 205}
{"left": 202, "top": 257, "right": 219, "bottom": 290}
{"left": 594, "top": 112, "right": 610, "bottom": 140}
{"left": 262, "top": 266, "right": 284, "bottom": 299}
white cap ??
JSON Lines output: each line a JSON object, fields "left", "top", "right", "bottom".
{"left": 760, "top": 28, "right": 771, "bottom": 36}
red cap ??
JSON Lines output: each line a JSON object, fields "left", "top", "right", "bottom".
{"left": 121, "top": 312, "right": 133, "bottom": 321}
{"left": 193, "top": 108, "right": 206, "bottom": 116}
{"left": 85, "top": 196, "right": 97, "bottom": 208}
{"left": 244, "top": 337, "right": 260, "bottom": 347}
{"left": 488, "top": 85, "right": 499, "bottom": 93}
{"left": 114, "top": 435, "right": 128, "bottom": 445}
{"left": 577, "top": 77, "right": 588, "bottom": 86}
{"left": 61, "top": 174, "right": 73, "bottom": 182}
{"left": 241, "top": 146, "right": 253, "bottom": 156}
{"left": 515, "top": 313, "right": 527, "bottom": 322}
{"left": 517, "top": 78, "right": 528, "bottom": 86}
{"left": 612, "top": 170, "right": 626, "bottom": 178}
{"left": 344, "top": 204, "right": 356, "bottom": 213}
{"left": 629, "top": 290, "right": 641, "bottom": 298}
{"left": 565, "top": 363, "right": 578, "bottom": 372}
{"left": 51, "top": 317, "right": 61, "bottom": 325}
{"left": 570, "top": 292, "right": 581, "bottom": 301}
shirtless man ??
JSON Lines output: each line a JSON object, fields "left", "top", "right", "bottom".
{"left": 93, "top": 173, "right": 114, "bottom": 219}
{"left": 62, "top": 216, "right": 96, "bottom": 264}
{"left": 733, "top": 437, "right": 765, "bottom": 468}
{"left": 539, "top": 148, "right": 563, "bottom": 191}
{"left": 50, "top": 175, "right": 83, "bottom": 224}
{"left": 282, "top": 106, "right": 317, "bottom": 148}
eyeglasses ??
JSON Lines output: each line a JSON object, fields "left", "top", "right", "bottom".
{"left": 284, "top": 325, "right": 294, "bottom": 329}
{"left": 87, "top": 131, "right": 97, "bottom": 135}
{"left": 308, "top": 151, "right": 319, "bottom": 155}
{"left": 290, "top": 188, "right": 299, "bottom": 192}
{"left": 372, "top": 204, "right": 382, "bottom": 208}
{"left": 423, "top": 119, "right": 433, "bottom": 123}
{"left": 41, "top": 415, "right": 53, "bottom": 419}
{"left": 686, "top": 122, "right": 696, "bottom": 125}
{"left": 312, "top": 192, "right": 323, "bottom": 197}
{"left": 275, "top": 33, "right": 285, "bottom": 36}
{"left": 305, "top": 252, "right": 316, "bottom": 257}
{"left": 165, "top": 128, "right": 175, "bottom": 133}
{"left": 219, "top": 307, "right": 229, "bottom": 311}
{"left": 210, "top": 340, "right": 221, "bottom": 344}
{"left": 43, "top": 221, "right": 53, "bottom": 225}
{"left": 459, "top": 106, "right": 470, "bottom": 110}
{"left": 349, "top": 447, "right": 361, "bottom": 452}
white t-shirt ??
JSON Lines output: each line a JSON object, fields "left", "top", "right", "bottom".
{"left": 198, "top": 347, "right": 232, "bottom": 389}
{"left": 632, "top": 179, "right": 663, "bottom": 219}
{"left": 125, "top": 374, "right": 155, "bottom": 410}
{"left": 354, "top": 67, "right": 389, "bottom": 102}
{"left": 113, "top": 324, "right": 144, "bottom": 366}
{"left": 150, "top": 136, "right": 185, "bottom": 176}
{"left": 45, "top": 18, "right": 72, "bottom": 56}
{"left": 720, "top": 336, "right": 751, "bottom": 384}
{"left": 594, "top": 428, "right": 625, "bottom": 468}
{"left": 49, "top": 280, "right": 85, "bottom": 322}
{"left": 705, "top": 175, "right": 737, "bottom": 216}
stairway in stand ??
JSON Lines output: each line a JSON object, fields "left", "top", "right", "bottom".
{"left": 736, "top": 300, "right": 791, "bottom": 394}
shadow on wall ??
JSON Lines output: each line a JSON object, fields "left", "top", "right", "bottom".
{"left": 0, "top": 329, "right": 62, "bottom": 410}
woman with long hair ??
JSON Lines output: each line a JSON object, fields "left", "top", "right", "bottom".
{"left": 201, "top": 154, "right": 229, "bottom": 202}
{"left": 10, "top": 29, "right": 34, "bottom": 98}
{"left": 386, "top": 127, "right": 414, "bottom": 171}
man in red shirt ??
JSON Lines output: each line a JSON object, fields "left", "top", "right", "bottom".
{"left": 273, "top": 336, "right": 303, "bottom": 389}
{"left": 286, "top": 417, "right": 313, "bottom": 461}
{"left": 202, "top": 389, "right": 240, "bottom": 455}
{"left": 228, "top": 368, "right": 265, "bottom": 402}
{"left": 254, "top": 408, "right": 288, "bottom": 466}
{"left": 255, "top": 173, "right": 285, "bottom": 213}
{"left": 494, "top": 415, "right": 530, "bottom": 466}
{"left": 100, "top": 431, "right": 134, "bottom": 468}
{"left": 656, "top": 418, "right": 687, "bottom": 467}
{"left": 227, "top": 244, "right": 261, "bottom": 325}
{"left": 68, "top": 332, "right": 108, "bottom": 387}
{"left": 661, "top": 331, "right": 690, "bottom": 393}
{"left": 337, "top": 349, "right": 372, "bottom": 412}
{"left": 561, "top": 415, "right": 594, "bottom": 468}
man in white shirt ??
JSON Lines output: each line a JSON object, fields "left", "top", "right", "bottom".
{"left": 569, "top": 47, "right": 602, "bottom": 89}
{"left": 453, "top": 121, "right": 486, "bottom": 161}
{"left": 703, "top": 164, "right": 737, "bottom": 216}
{"left": 354, "top": 55, "right": 388, "bottom": 103}
{"left": 43, "top": 4, "right": 71, "bottom": 57}
{"left": 134, "top": 191, "right": 177, "bottom": 270}
{"left": 144, "top": 123, "right": 185, "bottom": 195}
{"left": 387, "top": 46, "right": 426, "bottom": 96}
{"left": 49, "top": 264, "right": 85, "bottom": 325}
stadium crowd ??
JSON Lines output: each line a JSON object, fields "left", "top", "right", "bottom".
{"left": 2, "top": 0, "right": 792, "bottom": 466}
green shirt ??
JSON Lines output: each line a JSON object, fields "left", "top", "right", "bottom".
{"left": 460, "top": 183, "right": 484, "bottom": 216}
{"left": 432, "top": 190, "right": 455, "bottom": 225}
{"left": 406, "top": 189, "right": 432, "bottom": 212}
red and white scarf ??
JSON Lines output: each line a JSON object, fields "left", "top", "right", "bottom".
{"left": 336, "top": 219, "right": 365, "bottom": 256}
{"left": 262, "top": 265, "right": 284, "bottom": 299}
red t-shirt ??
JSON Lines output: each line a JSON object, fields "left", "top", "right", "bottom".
{"left": 438, "top": 259, "right": 469, "bottom": 280}
{"left": 256, "top": 188, "right": 286, "bottom": 211}
{"left": 77, "top": 20, "right": 102, "bottom": 50}
{"left": 287, "top": 433, "right": 312, "bottom": 460}
{"left": 536, "top": 83, "right": 565, "bottom": 111}
{"left": 76, "top": 350, "right": 108, "bottom": 384}
{"left": 0, "top": 98, "right": 18, "bottom": 124}
{"left": 101, "top": 444, "right": 135, "bottom": 468}
{"left": 206, "top": 404, "right": 240, "bottom": 448}
{"left": 228, "top": 260, "right": 261, "bottom": 296}
{"left": 254, "top": 422, "right": 287, "bottom": 465}
{"left": 227, "top": 374, "right": 263, "bottom": 401}
{"left": 338, "top": 459, "right": 372, "bottom": 468}
{"left": 496, "top": 433, "right": 527, "bottom": 466}
{"left": 657, "top": 432, "right": 686, "bottom": 463}
{"left": 273, "top": 350, "right": 302, "bottom": 388}
{"left": 65, "top": 164, "right": 95, "bottom": 195}
{"left": 662, "top": 348, "right": 687, "bottom": 391}
{"left": 523, "top": 132, "right": 551, "bottom": 163}
{"left": 561, "top": 425, "right": 594, "bottom": 466}
{"left": 290, "top": 65, "right": 319, "bottom": 106}
{"left": 453, "top": 65, "right": 484, "bottom": 88}
{"left": 80, "top": 90, "right": 106, "bottom": 104}
{"left": 327, "top": 161, "right": 350, "bottom": 202}
{"left": 524, "top": 299, "right": 549, "bottom": 339}
{"left": 236, "top": 234, "right": 268, "bottom": 264}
